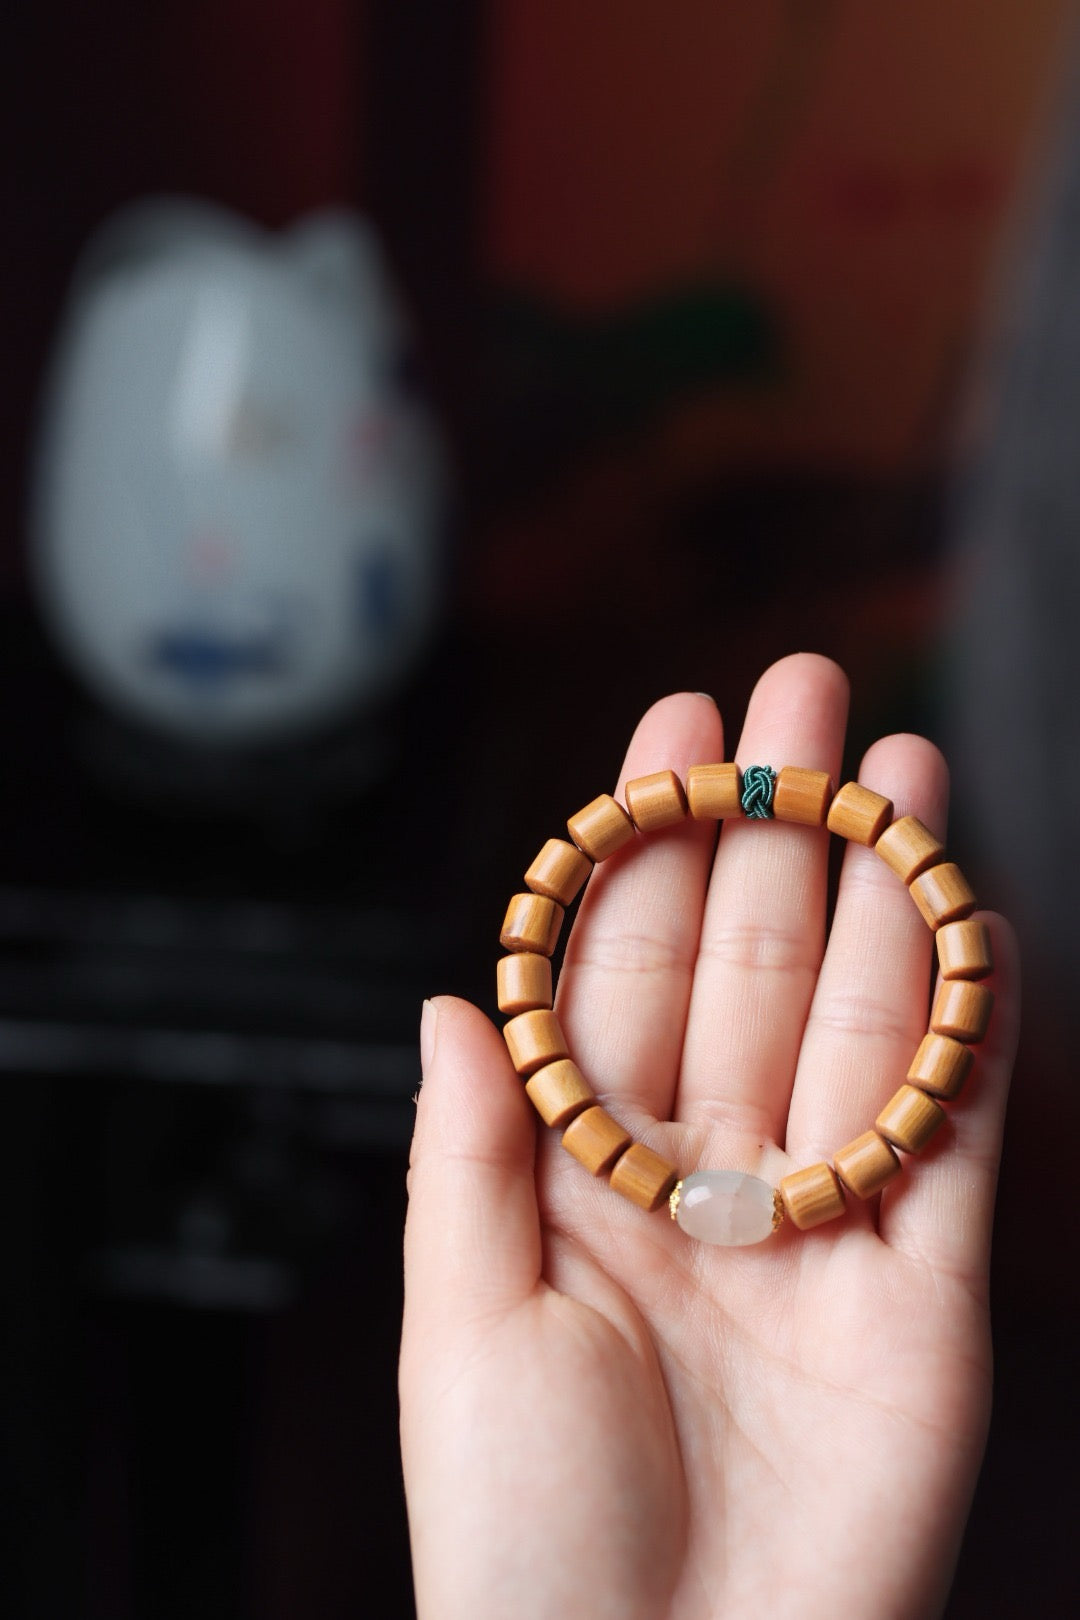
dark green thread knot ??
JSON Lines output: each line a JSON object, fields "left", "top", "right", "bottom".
{"left": 741, "top": 764, "right": 776, "bottom": 819}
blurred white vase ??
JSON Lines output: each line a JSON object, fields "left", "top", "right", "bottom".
{"left": 31, "top": 198, "right": 447, "bottom": 745}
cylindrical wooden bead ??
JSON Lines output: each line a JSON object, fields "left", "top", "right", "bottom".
{"left": 525, "top": 1059, "right": 594, "bottom": 1127}
{"left": 502, "top": 1008, "right": 570, "bottom": 1077}
{"left": 624, "top": 769, "right": 688, "bottom": 832}
{"left": 930, "top": 979, "right": 994, "bottom": 1044}
{"left": 875, "top": 1084, "right": 946, "bottom": 1154}
{"left": 936, "top": 919, "right": 993, "bottom": 981}
{"left": 833, "top": 1130, "right": 901, "bottom": 1198}
{"left": 525, "top": 838, "right": 593, "bottom": 906}
{"left": 909, "top": 863, "right": 977, "bottom": 929}
{"left": 609, "top": 1142, "right": 680, "bottom": 1211}
{"left": 686, "top": 763, "right": 743, "bottom": 820}
{"left": 561, "top": 1105, "right": 633, "bottom": 1175}
{"left": 907, "top": 1032, "right": 973, "bottom": 1099}
{"left": 496, "top": 952, "right": 552, "bottom": 1014}
{"left": 567, "top": 794, "right": 635, "bottom": 862}
{"left": 875, "top": 816, "right": 945, "bottom": 884}
{"left": 773, "top": 767, "right": 833, "bottom": 828}
{"left": 778, "top": 1162, "right": 845, "bottom": 1231}
{"left": 826, "top": 781, "right": 894, "bottom": 846}
{"left": 500, "top": 892, "right": 564, "bottom": 956}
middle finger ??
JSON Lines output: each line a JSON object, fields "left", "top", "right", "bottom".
{"left": 677, "top": 653, "right": 849, "bottom": 1139}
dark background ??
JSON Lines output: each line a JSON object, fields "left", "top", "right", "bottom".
{"left": 2, "top": 3, "right": 1076, "bottom": 1616}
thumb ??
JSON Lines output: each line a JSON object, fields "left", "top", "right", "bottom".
{"left": 403, "top": 996, "right": 542, "bottom": 1341}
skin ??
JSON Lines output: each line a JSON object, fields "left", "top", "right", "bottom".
{"left": 400, "top": 654, "right": 1019, "bottom": 1620}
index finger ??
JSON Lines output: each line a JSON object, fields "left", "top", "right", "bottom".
{"left": 555, "top": 692, "right": 722, "bottom": 1128}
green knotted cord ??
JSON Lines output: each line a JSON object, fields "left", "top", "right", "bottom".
{"left": 741, "top": 764, "right": 776, "bottom": 819}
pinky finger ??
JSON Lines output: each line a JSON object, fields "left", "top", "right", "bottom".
{"left": 878, "top": 914, "right": 1020, "bottom": 1296}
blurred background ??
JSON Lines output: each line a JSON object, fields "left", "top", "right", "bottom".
{"left": 3, "top": 2, "right": 1078, "bottom": 1615}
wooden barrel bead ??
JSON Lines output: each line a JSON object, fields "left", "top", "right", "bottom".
{"left": 909, "top": 863, "right": 978, "bottom": 930}
{"left": 500, "top": 892, "right": 564, "bottom": 956}
{"left": 525, "top": 1059, "right": 594, "bottom": 1127}
{"left": 567, "top": 794, "right": 635, "bottom": 862}
{"left": 826, "top": 781, "right": 894, "bottom": 846}
{"left": 907, "top": 1032, "right": 973, "bottom": 1099}
{"left": 778, "top": 1162, "right": 845, "bottom": 1230}
{"left": 686, "top": 763, "right": 743, "bottom": 820}
{"left": 875, "top": 816, "right": 945, "bottom": 884}
{"left": 875, "top": 1084, "right": 946, "bottom": 1154}
{"left": 562, "top": 1105, "right": 633, "bottom": 1175}
{"left": 936, "top": 918, "right": 993, "bottom": 981}
{"left": 773, "top": 766, "right": 833, "bottom": 827}
{"left": 496, "top": 952, "right": 552, "bottom": 1014}
{"left": 624, "top": 769, "right": 688, "bottom": 832}
{"left": 833, "top": 1130, "right": 901, "bottom": 1198}
{"left": 525, "top": 838, "right": 593, "bottom": 907}
{"left": 503, "top": 1008, "right": 570, "bottom": 1077}
{"left": 609, "top": 1142, "right": 680, "bottom": 1211}
{"left": 931, "top": 979, "right": 994, "bottom": 1044}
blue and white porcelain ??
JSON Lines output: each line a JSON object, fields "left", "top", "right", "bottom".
{"left": 31, "top": 199, "right": 446, "bottom": 743}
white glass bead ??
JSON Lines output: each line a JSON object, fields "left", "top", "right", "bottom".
{"left": 674, "top": 1170, "right": 778, "bottom": 1246}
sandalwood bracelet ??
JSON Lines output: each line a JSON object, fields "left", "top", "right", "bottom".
{"left": 497, "top": 763, "right": 994, "bottom": 1246}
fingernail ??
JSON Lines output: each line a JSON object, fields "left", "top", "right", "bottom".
{"left": 693, "top": 691, "right": 716, "bottom": 704}
{"left": 420, "top": 997, "right": 439, "bottom": 1075}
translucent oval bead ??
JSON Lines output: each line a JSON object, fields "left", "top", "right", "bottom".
{"left": 674, "top": 1170, "right": 779, "bottom": 1246}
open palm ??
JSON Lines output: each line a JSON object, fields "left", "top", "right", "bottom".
{"left": 401, "top": 655, "right": 1018, "bottom": 1620}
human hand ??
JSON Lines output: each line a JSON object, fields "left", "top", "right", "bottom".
{"left": 400, "top": 654, "right": 1019, "bottom": 1620}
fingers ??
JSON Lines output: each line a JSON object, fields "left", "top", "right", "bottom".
{"left": 555, "top": 691, "right": 723, "bottom": 1124}
{"left": 402, "top": 997, "right": 541, "bottom": 1338}
{"left": 879, "top": 913, "right": 1019, "bottom": 1290}
{"left": 678, "top": 654, "right": 850, "bottom": 1137}
{"left": 785, "top": 732, "right": 949, "bottom": 1163}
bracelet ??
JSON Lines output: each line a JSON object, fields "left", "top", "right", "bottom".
{"left": 497, "top": 763, "right": 994, "bottom": 1246}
